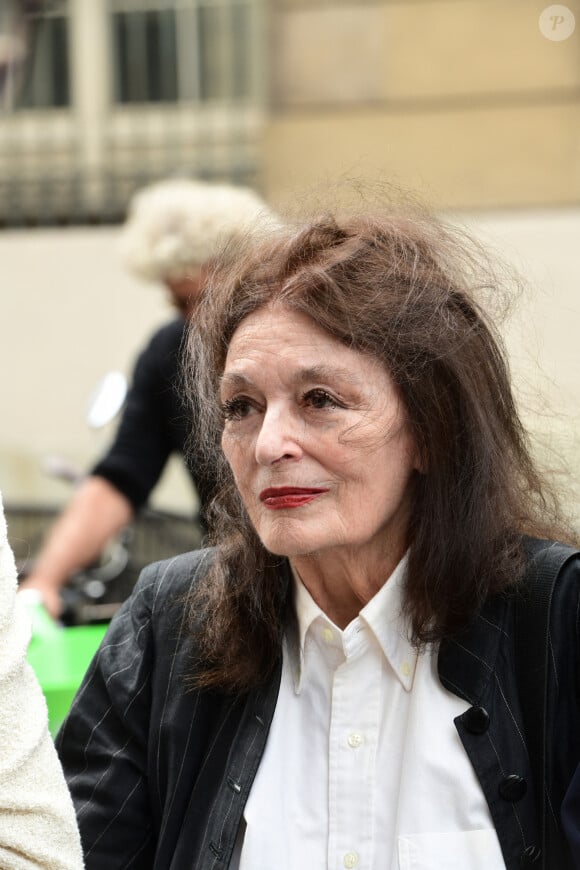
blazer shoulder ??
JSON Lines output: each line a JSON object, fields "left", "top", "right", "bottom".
{"left": 124, "top": 547, "right": 215, "bottom": 635}
{"left": 550, "top": 546, "right": 580, "bottom": 626}
{"left": 137, "top": 546, "right": 215, "bottom": 603}
{"left": 522, "top": 536, "right": 579, "bottom": 562}
{"left": 522, "top": 537, "right": 580, "bottom": 599}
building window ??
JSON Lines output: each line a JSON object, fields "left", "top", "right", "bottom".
{"left": 110, "top": 0, "right": 256, "bottom": 105}
{"left": 1, "top": 0, "right": 264, "bottom": 227}
{"left": 112, "top": 7, "right": 177, "bottom": 103}
{"left": 17, "top": 1, "right": 71, "bottom": 109}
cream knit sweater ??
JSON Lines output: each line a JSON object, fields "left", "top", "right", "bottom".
{"left": 0, "top": 493, "right": 84, "bottom": 869}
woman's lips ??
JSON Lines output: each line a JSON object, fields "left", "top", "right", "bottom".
{"left": 259, "top": 487, "right": 328, "bottom": 510}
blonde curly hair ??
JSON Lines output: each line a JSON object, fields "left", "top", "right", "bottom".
{"left": 118, "top": 177, "right": 276, "bottom": 283}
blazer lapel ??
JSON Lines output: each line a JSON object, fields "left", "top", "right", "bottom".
{"left": 438, "top": 594, "right": 540, "bottom": 869}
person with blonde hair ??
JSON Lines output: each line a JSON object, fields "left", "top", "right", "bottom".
{"left": 21, "top": 177, "right": 276, "bottom": 618}
{"left": 0, "top": 491, "right": 84, "bottom": 869}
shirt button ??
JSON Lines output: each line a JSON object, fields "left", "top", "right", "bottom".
{"left": 322, "top": 627, "right": 334, "bottom": 644}
{"left": 343, "top": 852, "right": 359, "bottom": 868}
{"left": 347, "top": 733, "right": 363, "bottom": 748}
{"left": 400, "top": 661, "right": 412, "bottom": 677}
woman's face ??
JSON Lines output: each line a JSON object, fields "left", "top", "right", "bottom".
{"left": 220, "top": 306, "right": 420, "bottom": 563}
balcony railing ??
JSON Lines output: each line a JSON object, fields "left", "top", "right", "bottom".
{"left": 0, "top": 0, "right": 266, "bottom": 227}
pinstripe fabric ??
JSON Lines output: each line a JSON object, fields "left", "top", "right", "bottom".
{"left": 439, "top": 550, "right": 580, "bottom": 869}
{"left": 56, "top": 549, "right": 282, "bottom": 870}
{"left": 56, "top": 546, "right": 580, "bottom": 870}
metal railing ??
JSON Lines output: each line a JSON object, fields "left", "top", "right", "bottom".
{"left": 0, "top": 0, "right": 266, "bottom": 227}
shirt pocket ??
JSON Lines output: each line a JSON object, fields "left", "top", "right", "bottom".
{"left": 398, "top": 829, "right": 505, "bottom": 870}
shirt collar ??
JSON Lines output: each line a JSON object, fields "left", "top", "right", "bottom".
{"left": 289, "top": 554, "right": 417, "bottom": 694}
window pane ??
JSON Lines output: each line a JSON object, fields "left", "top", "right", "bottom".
{"left": 198, "top": 2, "right": 252, "bottom": 102}
{"left": 231, "top": 2, "right": 253, "bottom": 101}
{"left": 112, "top": 9, "right": 177, "bottom": 104}
{"left": 17, "top": 16, "right": 70, "bottom": 109}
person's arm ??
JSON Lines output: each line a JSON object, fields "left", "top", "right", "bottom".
{"left": 0, "top": 493, "right": 85, "bottom": 869}
{"left": 22, "top": 321, "right": 187, "bottom": 619}
{"left": 20, "top": 476, "right": 133, "bottom": 618}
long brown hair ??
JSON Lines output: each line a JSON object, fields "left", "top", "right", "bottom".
{"left": 184, "top": 207, "right": 573, "bottom": 691}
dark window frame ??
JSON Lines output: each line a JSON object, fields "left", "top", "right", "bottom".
{"left": 109, "top": 0, "right": 256, "bottom": 107}
{"left": 16, "top": 2, "right": 71, "bottom": 110}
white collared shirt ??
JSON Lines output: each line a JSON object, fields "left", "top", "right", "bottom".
{"left": 233, "top": 557, "right": 505, "bottom": 870}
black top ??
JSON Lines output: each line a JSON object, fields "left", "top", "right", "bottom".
{"left": 91, "top": 318, "right": 214, "bottom": 518}
{"left": 56, "top": 544, "right": 580, "bottom": 870}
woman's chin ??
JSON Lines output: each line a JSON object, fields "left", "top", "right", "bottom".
{"left": 262, "top": 539, "right": 310, "bottom": 558}
{"left": 252, "top": 509, "right": 340, "bottom": 559}
{"left": 257, "top": 527, "right": 318, "bottom": 559}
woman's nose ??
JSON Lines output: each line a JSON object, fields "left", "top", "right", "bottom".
{"left": 255, "top": 407, "right": 303, "bottom": 466}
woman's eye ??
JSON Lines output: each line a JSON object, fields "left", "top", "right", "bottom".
{"left": 304, "top": 389, "right": 341, "bottom": 410}
{"left": 221, "top": 397, "right": 254, "bottom": 421}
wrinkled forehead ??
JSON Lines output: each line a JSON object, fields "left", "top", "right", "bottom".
{"left": 224, "top": 302, "right": 346, "bottom": 361}
{"left": 221, "top": 303, "right": 400, "bottom": 396}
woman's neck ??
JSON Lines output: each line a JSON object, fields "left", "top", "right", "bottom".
{"left": 290, "top": 543, "right": 406, "bottom": 629}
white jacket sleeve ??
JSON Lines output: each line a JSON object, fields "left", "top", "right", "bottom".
{"left": 0, "top": 493, "right": 84, "bottom": 870}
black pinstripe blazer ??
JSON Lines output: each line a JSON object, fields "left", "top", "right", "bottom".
{"left": 56, "top": 545, "right": 580, "bottom": 870}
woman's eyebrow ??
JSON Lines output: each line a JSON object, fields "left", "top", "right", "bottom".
{"left": 219, "top": 372, "right": 253, "bottom": 390}
{"left": 219, "top": 372, "right": 251, "bottom": 386}
{"left": 296, "top": 365, "right": 363, "bottom": 387}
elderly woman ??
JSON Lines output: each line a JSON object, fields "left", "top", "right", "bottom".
{"left": 57, "top": 208, "right": 580, "bottom": 869}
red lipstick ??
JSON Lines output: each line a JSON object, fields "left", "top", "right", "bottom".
{"left": 259, "top": 487, "right": 328, "bottom": 510}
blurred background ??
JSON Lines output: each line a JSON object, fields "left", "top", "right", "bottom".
{"left": 1, "top": 0, "right": 579, "bottom": 527}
